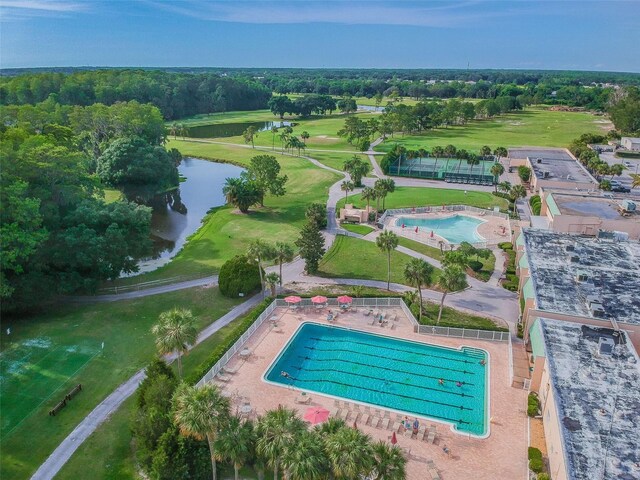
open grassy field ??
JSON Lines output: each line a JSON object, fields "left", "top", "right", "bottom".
{"left": 375, "top": 107, "right": 611, "bottom": 153}
{"left": 0, "top": 287, "right": 242, "bottom": 479}
{"left": 116, "top": 140, "right": 340, "bottom": 283}
{"left": 317, "top": 235, "right": 440, "bottom": 286}
{"left": 337, "top": 186, "right": 508, "bottom": 211}
{"left": 55, "top": 306, "right": 252, "bottom": 480}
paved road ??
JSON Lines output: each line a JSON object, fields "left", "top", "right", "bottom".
{"left": 38, "top": 144, "right": 518, "bottom": 479}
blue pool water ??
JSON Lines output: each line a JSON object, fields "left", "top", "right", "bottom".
{"left": 395, "top": 214, "right": 485, "bottom": 244}
{"left": 265, "top": 323, "right": 488, "bottom": 436}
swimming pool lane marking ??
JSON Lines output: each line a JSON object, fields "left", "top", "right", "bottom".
{"left": 292, "top": 363, "right": 474, "bottom": 399}
{"left": 303, "top": 345, "right": 477, "bottom": 375}
{"left": 308, "top": 336, "right": 476, "bottom": 365}
{"left": 295, "top": 355, "right": 477, "bottom": 386}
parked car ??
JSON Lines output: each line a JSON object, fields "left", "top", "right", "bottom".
{"left": 611, "top": 185, "right": 631, "bottom": 193}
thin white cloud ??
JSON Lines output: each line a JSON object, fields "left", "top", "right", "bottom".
{"left": 0, "top": 0, "right": 88, "bottom": 21}
{"left": 144, "top": 0, "right": 524, "bottom": 28}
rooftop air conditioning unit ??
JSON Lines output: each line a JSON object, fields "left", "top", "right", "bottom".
{"left": 566, "top": 244, "right": 575, "bottom": 252}
{"left": 598, "top": 337, "right": 615, "bottom": 356}
{"left": 543, "top": 171, "right": 550, "bottom": 178}
{"left": 621, "top": 200, "right": 636, "bottom": 211}
{"left": 570, "top": 255, "right": 580, "bottom": 263}
{"left": 576, "top": 271, "right": 589, "bottom": 282}
{"left": 590, "top": 302, "right": 606, "bottom": 318}
{"left": 537, "top": 158, "right": 543, "bottom": 164}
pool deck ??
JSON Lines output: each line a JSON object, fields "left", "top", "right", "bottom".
{"left": 384, "top": 211, "right": 510, "bottom": 247}
{"left": 209, "top": 306, "right": 528, "bottom": 480}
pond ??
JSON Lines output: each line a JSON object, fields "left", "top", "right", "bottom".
{"left": 131, "top": 158, "right": 244, "bottom": 274}
{"left": 357, "top": 105, "right": 385, "bottom": 112}
{"left": 185, "top": 121, "right": 294, "bottom": 138}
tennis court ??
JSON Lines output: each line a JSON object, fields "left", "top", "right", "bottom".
{"left": 389, "top": 156, "right": 497, "bottom": 184}
{"left": 0, "top": 337, "right": 99, "bottom": 438}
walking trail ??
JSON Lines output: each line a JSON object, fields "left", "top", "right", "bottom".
{"left": 34, "top": 141, "right": 517, "bottom": 479}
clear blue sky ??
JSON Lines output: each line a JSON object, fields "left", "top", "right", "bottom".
{"left": 1, "top": 0, "right": 639, "bottom": 72}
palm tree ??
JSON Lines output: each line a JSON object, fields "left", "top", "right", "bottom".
{"left": 282, "top": 430, "right": 327, "bottom": 480}
{"left": 350, "top": 284, "right": 366, "bottom": 298}
{"left": 498, "top": 180, "right": 512, "bottom": 195}
{"left": 271, "top": 126, "right": 279, "bottom": 150}
{"left": 247, "top": 240, "right": 276, "bottom": 298}
{"left": 431, "top": 145, "right": 444, "bottom": 178}
{"left": 371, "top": 441, "right": 407, "bottom": 480}
{"left": 300, "top": 131, "right": 310, "bottom": 145}
{"left": 377, "top": 178, "right": 396, "bottom": 210}
{"left": 490, "top": 163, "right": 505, "bottom": 192}
{"left": 361, "top": 186, "right": 376, "bottom": 216}
{"left": 223, "top": 177, "right": 242, "bottom": 204}
{"left": 151, "top": 308, "right": 197, "bottom": 378}
{"left": 324, "top": 426, "right": 374, "bottom": 479}
{"left": 256, "top": 406, "right": 306, "bottom": 480}
{"left": 243, "top": 126, "right": 258, "bottom": 148}
{"left": 341, "top": 180, "right": 354, "bottom": 203}
{"left": 403, "top": 258, "right": 434, "bottom": 322}
{"left": 455, "top": 149, "right": 469, "bottom": 174}
{"left": 444, "top": 144, "right": 457, "bottom": 159}
{"left": 493, "top": 146, "right": 508, "bottom": 163}
{"left": 343, "top": 155, "right": 370, "bottom": 187}
{"left": 173, "top": 383, "right": 231, "bottom": 480}
{"left": 632, "top": 174, "right": 640, "bottom": 189}
{"left": 480, "top": 145, "right": 492, "bottom": 158}
{"left": 215, "top": 416, "right": 255, "bottom": 480}
{"left": 314, "top": 417, "right": 347, "bottom": 437}
{"left": 510, "top": 184, "right": 527, "bottom": 214}
{"left": 376, "top": 230, "right": 399, "bottom": 290}
{"left": 436, "top": 265, "right": 468, "bottom": 325}
{"left": 274, "top": 242, "right": 294, "bottom": 287}
{"left": 265, "top": 272, "right": 280, "bottom": 297}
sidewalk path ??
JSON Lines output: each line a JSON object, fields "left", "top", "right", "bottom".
{"left": 30, "top": 295, "right": 262, "bottom": 480}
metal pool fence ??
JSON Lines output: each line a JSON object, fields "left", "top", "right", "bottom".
{"left": 196, "top": 297, "right": 417, "bottom": 387}
{"left": 414, "top": 325, "right": 510, "bottom": 342}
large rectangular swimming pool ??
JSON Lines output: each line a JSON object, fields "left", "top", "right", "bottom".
{"left": 264, "top": 323, "right": 489, "bottom": 436}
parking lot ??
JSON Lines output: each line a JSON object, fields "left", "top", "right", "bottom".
{"left": 600, "top": 151, "right": 640, "bottom": 192}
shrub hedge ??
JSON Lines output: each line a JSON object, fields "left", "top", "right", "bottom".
{"left": 184, "top": 298, "right": 273, "bottom": 385}
{"left": 219, "top": 254, "right": 262, "bottom": 298}
{"left": 529, "top": 195, "right": 541, "bottom": 215}
{"left": 528, "top": 393, "right": 541, "bottom": 417}
{"left": 498, "top": 242, "right": 519, "bottom": 291}
{"left": 528, "top": 447, "right": 544, "bottom": 474}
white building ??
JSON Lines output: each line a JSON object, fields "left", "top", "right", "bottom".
{"left": 621, "top": 137, "right": 640, "bottom": 151}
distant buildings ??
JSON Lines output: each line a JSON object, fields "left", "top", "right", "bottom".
{"left": 538, "top": 189, "right": 640, "bottom": 240}
{"left": 621, "top": 137, "right": 640, "bottom": 152}
{"left": 508, "top": 148, "right": 598, "bottom": 192}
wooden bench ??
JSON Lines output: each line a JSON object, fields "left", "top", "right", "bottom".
{"left": 65, "top": 383, "right": 82, "bottom": 401}
{"left": 49, "top": 399, "right": 67, "bottom": 416}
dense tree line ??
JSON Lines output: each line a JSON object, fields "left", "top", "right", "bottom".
{"left": 0, "top": 70, "right": 272, "bottom": 120}
{"left": 0, "top": 101, "right": 181, "bottom": 312}
{"left": 608, "top": 86, "right": 640, "bottom": 135}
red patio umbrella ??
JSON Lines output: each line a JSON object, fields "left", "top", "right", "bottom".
{"left": 284, "top": 295, "right": 302, "bottom": 304}
{"left": 390, "top": 431, "right": 397, "bottom": 445}
{"left": 303, "top": 407, "right": 330, "bottom": 425}
{"left": 311, "top": 295, "right": 328, "bottom": 304}
{"left": 430, "top": 231, "right": 434, "bottom": 238}
{"left": 337, "top": 295, "right": 353, "bottom": 304}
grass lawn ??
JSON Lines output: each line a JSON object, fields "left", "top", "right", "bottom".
{"left": 420, "top": 303, "right": 509, "bottom": 331}
{"left": 115, "top": 140, "right": 340, "bottom": 284}
{"left": 0, "top": 287, "right": 242, "bottom": 480}
{"left": 337, "top": 186, "right": 508, "bottom": 212}
{"left": 341, "top": 223, "right": 375, "bottom": 235}
{"left": 306, "top": 150, "right": 367, "bottom": 172}
{"left": 317, "top": 235, "right": 439, "bottom": 286}
{"left": 56, "top": 306, "right": 253, "bottom": 480}
{"left": 398, "top": 237, "right": 495, "bottom": 282}
{"left": 176, "top": 110, "right": 379, "bottom": 153}
{"left": 375, "top": 107, "right": 611, "bottom": 153}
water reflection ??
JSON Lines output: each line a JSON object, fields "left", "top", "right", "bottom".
{"left": 131, "top": 158, "right": 244, "bottom": 274}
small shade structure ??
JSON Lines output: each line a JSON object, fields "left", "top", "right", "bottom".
{"left": 390, "top": 431, "right": 397, "bottom": 445}
{"left": 337, "top": 295, "right": 353, "bottom": 304}
{"left": 284, "top": 295, "right": 302, "bottom": 304}
{"left": 311, "top": 295, "right": 328, "bottom": 304}
{"left": 303, "top": 407, "right": 330, "bottom": 425}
